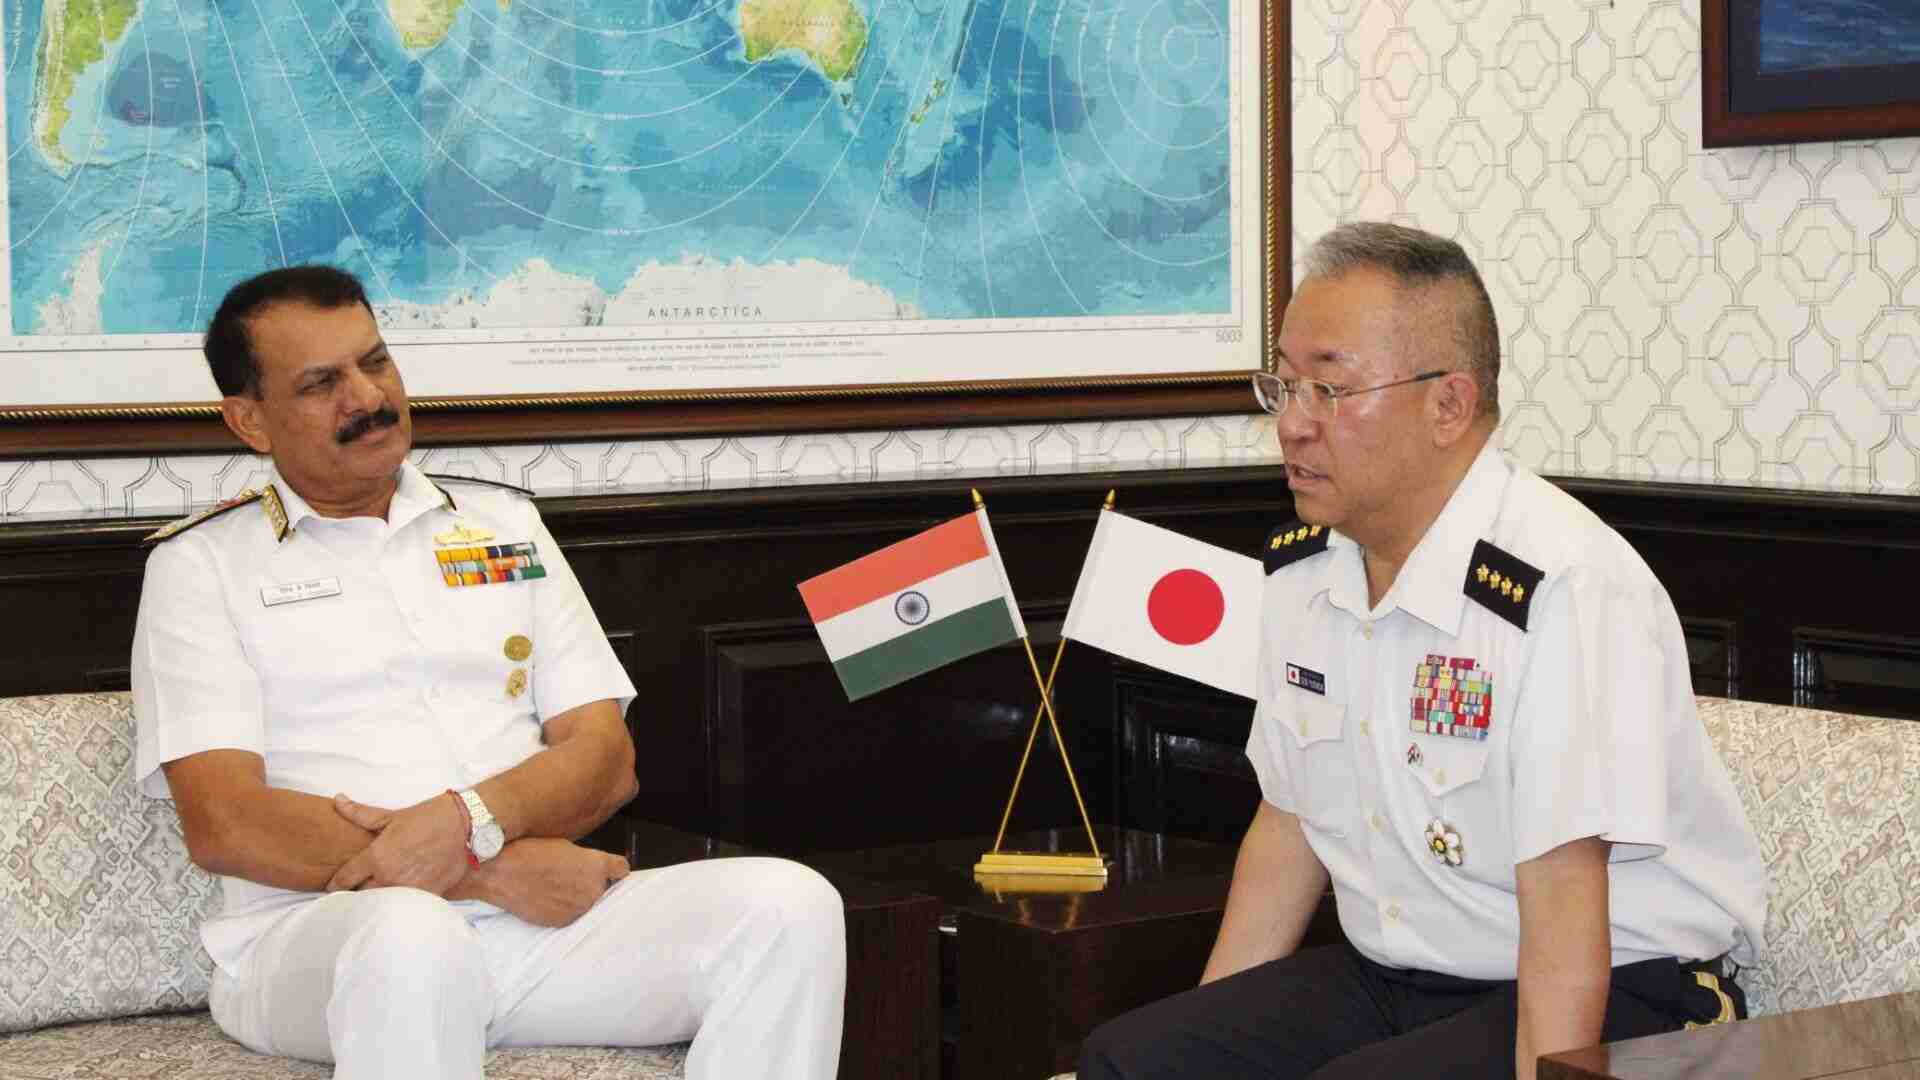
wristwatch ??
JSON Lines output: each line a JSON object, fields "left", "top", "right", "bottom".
{"left": 456, "top": 788, "right": 505, "bottom": 863}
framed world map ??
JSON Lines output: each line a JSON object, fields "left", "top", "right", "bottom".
{"left": 2, "top": 0, "right": 1287, "bottom": 452}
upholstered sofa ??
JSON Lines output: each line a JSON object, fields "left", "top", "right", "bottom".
{"left": 1695, "top": 696, "right": 1920, "bottom": 1016}
{"left": 0, "top": 692, "right": 688, "bottom": 1079}
{"left": 5, "top": 692, "right": 1917, "bottom": 1078}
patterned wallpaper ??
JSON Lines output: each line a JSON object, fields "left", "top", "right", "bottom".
{"left": 1293, "top": 0, "right": 1920, "bottom": 494}
{"left": 7, "top": 0, "right": 1920, "bottom": 521}
{"left": 0, "top": 417, "right": 1283, "bottom": 520}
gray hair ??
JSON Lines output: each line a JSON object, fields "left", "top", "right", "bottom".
{"left": 1301, "top": 222, "right": 1501, "bottom": 422}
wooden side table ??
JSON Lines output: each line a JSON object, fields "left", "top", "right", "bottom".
{"left": 810, "top": 825, "right": 1343, "bottom": 1080}
{"left": 954, "top": 871, "right": 1236, "bottom": 1080}
{"left": 1540, "top": 991, "right": 1920, "bottom": 1079}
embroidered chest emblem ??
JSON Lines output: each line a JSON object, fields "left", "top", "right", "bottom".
{"left": 1410, "top": 654, "right": 1492, "bottom": 741}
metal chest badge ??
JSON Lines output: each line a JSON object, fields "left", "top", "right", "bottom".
{"left": 1425, "top": 819, "right": 1464, "bottom": 867}
{"left": 1409, "top": 654, "right": 1492, "bottom": 741}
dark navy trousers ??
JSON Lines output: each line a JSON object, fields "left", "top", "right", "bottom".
{"left": 1077, "top": 943, "right": 1745, "bottom": 1079}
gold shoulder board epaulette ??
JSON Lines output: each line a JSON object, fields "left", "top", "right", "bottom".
{"left": 1265, "top": 521, "right": 1331, "bottom": 575}
{"left": 1463, "top": 539, "right": 1545, "bottom": 631}
{"left": 424, "top": 473, "right": 535, "bottom": 507}
{"left": 145, "top": 489, "right": 269, "bottom": 544}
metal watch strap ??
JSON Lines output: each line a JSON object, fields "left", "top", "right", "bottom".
{"left": 448, "top": 789, "right": 479, "bottom": 867}
{"left": 454, "top": 788, "right": 502, "bottom": 863}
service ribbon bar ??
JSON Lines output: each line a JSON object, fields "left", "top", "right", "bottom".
{"left": 435, "top": 542, "right": 547, "bottom": 587}
{"left": 1409, "top": 654, "right": 1493, "bottom": 741}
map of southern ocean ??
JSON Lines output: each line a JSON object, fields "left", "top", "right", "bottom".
{"left": 5, "top": 0, "right": 1256, "bottom": 400}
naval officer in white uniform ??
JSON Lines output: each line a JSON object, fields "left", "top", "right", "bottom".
{"left": 134, "top": 264, "right": 845, "bottom": 1080}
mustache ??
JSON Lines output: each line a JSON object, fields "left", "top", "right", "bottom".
{"left": 334, "top": 405, "right": 401, "bottom": 445}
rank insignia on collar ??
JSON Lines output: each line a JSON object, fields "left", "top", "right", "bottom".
{"left": 146, "top": 487, "right": 285, "bottom": 544}
{"left": 1264, "top": 521, "right": 1331, "bottom": 575}
{"left": 1463, "top": 539, "right": 1543, "bottom": 631}
{"left": 259, "top": 485, "right": 290, "bottom": 542}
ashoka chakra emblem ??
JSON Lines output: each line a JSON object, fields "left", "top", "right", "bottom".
{"left": 894, "top": 590, "right": 930, "bottom": 625}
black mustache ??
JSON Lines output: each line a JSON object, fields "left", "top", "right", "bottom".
{"left": 335, "top": 406, "right": 400, "bottom": 445}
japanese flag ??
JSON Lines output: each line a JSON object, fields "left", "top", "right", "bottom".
{"left": 1061, "top": 510, "right": 1262, "bottom": 698}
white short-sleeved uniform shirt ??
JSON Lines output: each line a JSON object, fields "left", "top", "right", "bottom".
{"left": 1247, "top": 442, "right": 1766, "bottom": 980}
{"left": 131, "top": 462, "right": 636, "bottom": 973}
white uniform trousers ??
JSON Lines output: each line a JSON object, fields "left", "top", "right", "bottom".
{"left": 208, "top": 857, "right": 845, "bottom": 1080}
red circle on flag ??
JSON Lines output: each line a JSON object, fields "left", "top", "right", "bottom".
{"left": 1147, "top": 569, "right": 1226, "bottom": 646}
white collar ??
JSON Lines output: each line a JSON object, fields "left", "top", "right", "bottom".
{"left": 1319, "top": 439, "right": 1511, "bottom": 635}
{"left": 270, "top": 461, "right": 445, "bottom": 534}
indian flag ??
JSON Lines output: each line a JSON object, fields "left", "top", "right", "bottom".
{"left": 798, "top": 509, "right": 1027, "bottom": 701}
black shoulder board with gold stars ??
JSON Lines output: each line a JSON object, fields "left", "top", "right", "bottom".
{"left": 1264, "top": 521, "right": 1331, "bottom": 575}
{"left": 145, "top": 489, "right": 269, "bottom": 544}
{"left": 1464, "top": 539, "right": 1545, "bottom": 631}
{"left": 425, "top": 473, "right": 535, "bottom": 510}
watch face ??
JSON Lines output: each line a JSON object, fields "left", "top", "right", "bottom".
{"left": 473, "top": 823, "right": 506, "bottom": 860}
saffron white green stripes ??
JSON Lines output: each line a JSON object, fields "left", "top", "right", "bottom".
{"left": 798, "top": 509, "right": 1025, "bottom": 701}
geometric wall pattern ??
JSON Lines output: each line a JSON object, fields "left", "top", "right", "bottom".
{"left": 8, "top": 0, "right": 1920, "bottom": 520}
{"left": 0, "top": 415, "right": 1284, "bottom": 520}
{"left": 1293, "top": 0, "right": 1920, "bottom": 494}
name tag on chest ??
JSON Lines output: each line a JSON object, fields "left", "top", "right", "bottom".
{"left": 260, "top": 577, "right": 343, "bottom": 608}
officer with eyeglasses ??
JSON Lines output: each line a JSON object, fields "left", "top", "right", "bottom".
{"left": 1079, "top": 223, "right": 1766, "bottom": 1080}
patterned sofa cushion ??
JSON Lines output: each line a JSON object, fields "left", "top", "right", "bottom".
{"left": 0, "top": 1012, "right": 688, "bottom": 1079}
{"left": 1697, "top": 697, "right": 1920, "bottom": 1016}
{"left": 0, "top": 693, "right": 221, "bottom": 1033}
{"left": 0, "top": 691, "right": 691, "bottom": 1074}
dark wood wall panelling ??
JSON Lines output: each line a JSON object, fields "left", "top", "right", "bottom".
{"left": 1, "top": 469, "right": 1914, "bottom": 852}
{"left": 1555, "top": 477, "right": 1920, "bottom": 716}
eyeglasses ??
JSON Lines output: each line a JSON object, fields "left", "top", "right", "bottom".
{"left": 1250, "top": 369, "right": 1452, "bottom": 418}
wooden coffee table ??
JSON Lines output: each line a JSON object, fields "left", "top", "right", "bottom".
{"left": 810, "top": 825, "right": 1339, "bottom": 1080}
{"left": 611, "top": 818, "right": 944, "bottom": 1080}
{"left": 1540, "top": 991, "right": 1920, "bottom": 1079}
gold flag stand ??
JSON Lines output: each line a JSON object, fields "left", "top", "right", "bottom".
{"left": 972, "top": 490, "right": 1111, "bottom": 885}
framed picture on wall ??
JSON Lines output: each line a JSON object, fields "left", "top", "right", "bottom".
{"left": 2, "top": 1, "right": 1290, "bottom": 455}
{"left": 1703, "top": 0, "right": 1920, "bottom": 147}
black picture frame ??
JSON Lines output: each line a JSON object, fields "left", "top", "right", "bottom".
{"left": 1704, "top": 0, "right": 1920, "bottom": 148}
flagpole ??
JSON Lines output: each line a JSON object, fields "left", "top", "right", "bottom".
{"left": 1022, "top": 636, "right": 1103, "bottom": 862}
{"left": 985, "top": 489, "right": 1113, "bottom": 861}
{"left": 987, "top": 670, "right": 1048, "bottom": 854}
